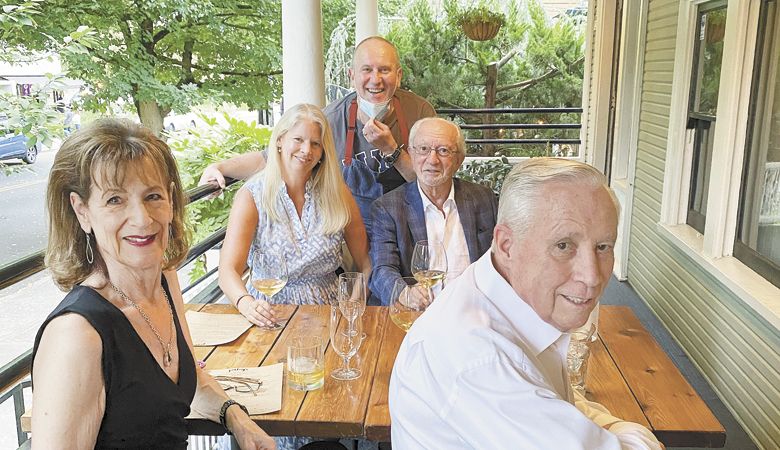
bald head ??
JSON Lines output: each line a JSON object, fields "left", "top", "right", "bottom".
{"left": 349, "top": 36, "right": 402, "bottom": 105}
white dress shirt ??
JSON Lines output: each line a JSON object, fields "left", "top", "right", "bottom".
{"left": 389, "top": 252, "right": 662, "bottom": 450}
{"left": 418, "top": 182, "right": 471, "bottom": 279}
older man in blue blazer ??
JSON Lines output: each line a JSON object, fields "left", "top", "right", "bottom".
{"left": 369, "top": 118, "right": 498, "bottom": 305}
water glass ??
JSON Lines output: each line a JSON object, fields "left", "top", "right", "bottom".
{"left": 339, "top": 272, "right": 366, "bottom": 336}
{"left": 287, "top": 335, "right": 325, "bottom": 391}
{"left": 330, "top": 303, "right": 363, "bottom": 380}
{"left": 567, "top": 323, "right": 597, "bottom": 395}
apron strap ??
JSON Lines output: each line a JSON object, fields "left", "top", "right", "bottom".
{"left": 345, "top": 99, "right": 358, "bottom": 166}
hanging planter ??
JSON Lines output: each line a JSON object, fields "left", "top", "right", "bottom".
{"left": 457, "top": 6, "right": 505, "bottom": 41}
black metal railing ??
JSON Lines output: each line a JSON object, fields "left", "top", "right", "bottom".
{"left": 437, "top": 107, "right": 582, "bottom": 148}
{"left": 0, "top": 178, "right": 239, "bottom": 447}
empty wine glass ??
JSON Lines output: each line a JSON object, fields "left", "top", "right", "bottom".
{"left": 339, "top": 272, "right": 366, "bottom": 337}
{"left": 411, "top": 240, "right": 447, "bottom": 304}
{"left": 389, "top": 277, "right": 428, "bottom": 332}
{"left": 330, "top": 302, "right": 363, "bottom": 380}
{"left": 250, "top": 252, "right": 288, "bottom": 330}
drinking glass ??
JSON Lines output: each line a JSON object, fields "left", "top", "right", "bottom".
{"left": 389, "top": 277, "right": 428, "bottom": 332}
{"left": 411, "top": 240, "right": 447, "bottom": 304}
{"left": 330, "top": 303, "right": 363, "bottom": 380}
{"left": 287, "top": 335, "right": 325, "bottom": 391}
{"left": 339, "top": 272, "right": 366, "bottom": 337}
{"left": 251, "top": 252, "right": 288, "bottom": 329}
{"left": 567, "top": 323, "right": 597, "bottom": 395}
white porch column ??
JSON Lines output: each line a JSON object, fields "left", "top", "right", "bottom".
{"left": 282, "top": 0, "right": 325, "bottom": 109}
{"left": 355, "top": 0, "right": 379, "bottom": 43}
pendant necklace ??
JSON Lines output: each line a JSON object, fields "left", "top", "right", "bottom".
{"left": 110, "top": 281, "right": 175, "bottom": 367}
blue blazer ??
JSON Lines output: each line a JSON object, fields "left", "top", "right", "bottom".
{"left": 368, "top": 178, "right": 498, "bottom": 305}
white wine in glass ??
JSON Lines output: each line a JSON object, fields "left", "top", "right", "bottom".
{"left": 411, "top": 240, "right": 447, "bottom": 303}
{"left": 251, "top": 252, "right": 288, "bottom": 329}
{"left": 390, "top": 277, "right": 426, "bottom": 332}
{"left": 413, "top": 269, "right": 446, "bottom": 288}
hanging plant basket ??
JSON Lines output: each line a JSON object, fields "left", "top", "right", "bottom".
{"left": 456, "top": 6, "right": 506, "bottom": 42}
{"left": 461, "top": 19, "right": 503, "bottom": 41}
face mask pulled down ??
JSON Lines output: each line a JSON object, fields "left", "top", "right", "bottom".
{"left": 357, "top": 96, "right": 391, "bottom": 121}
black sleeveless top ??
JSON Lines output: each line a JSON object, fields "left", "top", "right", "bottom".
{"left": 32, "top": 277, "right": 197, "bottom": 449}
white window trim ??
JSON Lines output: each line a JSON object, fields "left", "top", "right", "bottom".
{"left": 660, "top": 0, "right": 780, "bottom": 328}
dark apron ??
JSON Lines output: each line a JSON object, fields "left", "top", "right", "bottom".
{"left": 342, "top": 96, "right": 409, "bottom": 233}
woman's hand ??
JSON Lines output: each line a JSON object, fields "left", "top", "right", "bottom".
{"left": 227, "top": 407, "right": 277, "bottom": 450}
{"left": 237, "top": 296, "right": 278, "bottom": 328}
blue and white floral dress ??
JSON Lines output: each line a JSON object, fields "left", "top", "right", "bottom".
{"left": 245, "top": 176, "right": 343, "bottom": 306}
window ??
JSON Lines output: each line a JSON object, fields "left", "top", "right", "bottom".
{"left": 660, "top": 0, "right": 780, "bottom": 320}
{"left": 686, "top": 1, "right": 728, "bottom": 233}
{"left": 736, "top": 0, "right": 780, "bottom": 287}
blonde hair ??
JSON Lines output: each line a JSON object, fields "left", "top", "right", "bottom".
{"left": 45, "top": 119, "right": 189, "bottom": 291}
{"left": 258, "top": 103, "right": 350, "bottom": 234}
{"left": 497, "top": 158, "right": 620, "bottom": 238}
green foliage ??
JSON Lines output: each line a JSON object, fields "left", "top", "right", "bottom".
{"left": 454, "top": 1, "right": 506, "bottom": 28}
{"left": 0, "top": 75, "right": 66, "bottom": 175}
{"left": 171, "top": 114, "right": 271, "bottom": 281}
{"left": 456, "top": 156, "right": 513, "bottom": 196}
{"left": 2, "top": 0, "right": 282, "bottom": 128}
{"left": 387, "top": 0, "right": 584, "bottom": 157}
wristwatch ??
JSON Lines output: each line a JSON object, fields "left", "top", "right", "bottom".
{"left": 219, "top": 399, "right": 249, "bottom": 430}
{"left": 383, "top": 144, "right": 405, "bottom": 166}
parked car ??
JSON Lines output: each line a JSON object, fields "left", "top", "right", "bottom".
{"left": 0, "top": 130, "right": 39, "bottom": 164}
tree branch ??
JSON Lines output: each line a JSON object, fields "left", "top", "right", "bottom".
{"left": 496, "top": 56, "right": 584, "bottom": 93}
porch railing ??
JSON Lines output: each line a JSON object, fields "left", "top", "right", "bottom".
{"left": 437, "top": 107, "right": 582, "bottom": 151}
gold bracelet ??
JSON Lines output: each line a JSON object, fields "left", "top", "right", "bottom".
{"left": 235, "top": 294, "right": 253, "bottom": 308}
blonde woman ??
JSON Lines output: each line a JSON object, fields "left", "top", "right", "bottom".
{"left": 219, "top": 103, "right": 370, "bottom": 328}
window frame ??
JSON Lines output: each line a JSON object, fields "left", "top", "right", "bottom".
{"left": 734, "top": 0, "right": 780, "bottom": 287}
{"left": 660, "top": 0, "right": 780, "bottom": 329}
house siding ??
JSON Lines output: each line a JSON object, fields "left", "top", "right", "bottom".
{"left": 628, "top": 0, "right": 780, "bottom": 448}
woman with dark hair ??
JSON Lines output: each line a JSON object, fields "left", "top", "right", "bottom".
{"left": 32, "top": 119, "right": 275, "bottom": 449}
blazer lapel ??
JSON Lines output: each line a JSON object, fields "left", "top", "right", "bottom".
{"left": 454, "top": 179, "right": 480, "bottom": 262}
{"left": 406, "top": 181, "right": 427, "bottom": 244}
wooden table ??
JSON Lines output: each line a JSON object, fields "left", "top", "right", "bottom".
{"left": 22, "top": 304, "right": 725, "bottom": 447}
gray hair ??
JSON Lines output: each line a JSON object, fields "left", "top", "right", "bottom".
{"left": 497, "top": 158, "right": 620, "bottom": 237}
{"left": 408, "top": 117, "right": 466, "bottom": 155}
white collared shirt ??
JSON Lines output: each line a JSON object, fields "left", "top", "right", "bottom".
{"left": 417, "top": 182, "right": 471, "bottom": 280}
{"left": 389, "top": 252, "right": 662, "bottom": 450}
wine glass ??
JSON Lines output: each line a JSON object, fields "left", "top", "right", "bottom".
{"left": 250, "top": 252, "right": 288, "bottom": 330}
{"left": 389, "top": 277, "right": 428, "bottom": 332}
{"left": 411, "top": 240, "right": 447, "bottom": 304}
{"left": 330, "top": 302, "right": 363, "bottom": 380}
{"left": 339, "top": 272, "right": 366, "bottom": 337}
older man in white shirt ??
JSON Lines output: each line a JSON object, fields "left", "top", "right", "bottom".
{"left": 389, "top": 158, "right": 663, "bottom": 449}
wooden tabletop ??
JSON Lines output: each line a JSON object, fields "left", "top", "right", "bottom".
{"left": 23, "top": 304, "right": 725, "bottom": 447}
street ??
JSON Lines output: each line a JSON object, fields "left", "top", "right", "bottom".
{"left": 0, "top": 150, "right": 55, "bottom": 268}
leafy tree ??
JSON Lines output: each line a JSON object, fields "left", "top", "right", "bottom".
{"left": 387, "top": 0, "right": 584, "bottom": 156}
{"left": 172, "top": 114, "right": 271, "bottom": 281}
{"left": 2, "top": 0, "right": 283, "bottom": 134}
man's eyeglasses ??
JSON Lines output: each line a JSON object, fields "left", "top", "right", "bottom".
{"left": 214, "top": 375, "right": 265, "bottom": 396}
{"left": 409, "top": 145, "right": 458, "bottom": 158}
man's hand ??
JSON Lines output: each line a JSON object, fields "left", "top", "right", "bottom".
{"left": 363, "top": 119, "right": 397, "bottom": 154}
{"left": 199, "top": 163, "right": 227, "bottom": 190}
{"left": 400, "top": 284, "right": 431, "bottom": 309}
